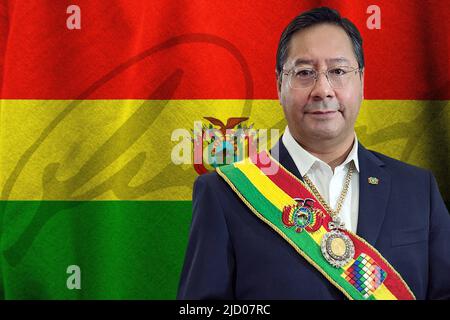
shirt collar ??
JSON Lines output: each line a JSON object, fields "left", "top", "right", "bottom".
{"left": 281, "top": 126, "right": 360, "bottom": 176}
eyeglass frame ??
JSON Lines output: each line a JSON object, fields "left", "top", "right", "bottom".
{"left": 281, "top": 65, "right": 363, "bottom": 89}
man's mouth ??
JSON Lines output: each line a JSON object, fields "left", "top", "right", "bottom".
{"left": 306, "top": 110, "right": 340, "bottom": 118}
{"left": 310, "top": 110, "right": 337, "bottom": 114}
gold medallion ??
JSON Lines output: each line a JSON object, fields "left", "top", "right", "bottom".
{"left": 321, "top": 228, "right": 355, "bottom": 268}
{"left": 330, "top": 237, "right": 346, "bottom": 256}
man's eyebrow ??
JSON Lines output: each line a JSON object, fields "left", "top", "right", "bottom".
{"left": 291, "top": 57, "right": 352, "bottom": 66}
{"left": 293, "top": 58, "right": 315, "bottom": 66}
{"left": 326, "top": 57, "right": 351, "bottom": 65}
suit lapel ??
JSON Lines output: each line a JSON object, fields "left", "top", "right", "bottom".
{"left": 270, "top": 137, "right": 303, "bottom": 182}
{"left": 356, "top": 144, "right": 391, "bottom": 246}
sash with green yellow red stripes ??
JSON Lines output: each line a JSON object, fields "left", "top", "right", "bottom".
{"left": 216, "top": 150, "right": 416, "bottom": 300}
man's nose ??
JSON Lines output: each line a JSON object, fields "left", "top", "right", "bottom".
{"left": 310, "top": 72, "right": 335, "bottom": 100}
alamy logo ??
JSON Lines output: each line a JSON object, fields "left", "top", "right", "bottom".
{"left": 171, "top": 117, "right": 280, "bottom": 175}
{"left": 66, "top": 265, "right": 81, "bottom": 290}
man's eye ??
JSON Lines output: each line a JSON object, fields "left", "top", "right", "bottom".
{"left": 295, "top": 69, "right": 314, "bottom": 78}
{"left": 329, "top": 68, "right": 347, "bottom": 76}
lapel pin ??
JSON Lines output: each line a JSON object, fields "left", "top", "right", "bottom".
{"left": 368, "top": 177, "right": 379, "bottom": 185}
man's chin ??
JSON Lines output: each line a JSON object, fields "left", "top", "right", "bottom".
{"left": 289, "top": 122, "right": 346, "bottom": 143}
{"left": 311, "top": 131, "right": 341, "bottom": 141}
{"left": 306, "top": 124, "right": 343, "bottom": 141}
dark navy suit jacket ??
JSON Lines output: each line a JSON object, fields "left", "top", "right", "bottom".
{"left": 177, "top": 140, "right": 450, "bottom": 299}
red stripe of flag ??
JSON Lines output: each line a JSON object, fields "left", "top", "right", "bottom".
{"left": 0, "top": 0, "right": 448, "bottom": 99}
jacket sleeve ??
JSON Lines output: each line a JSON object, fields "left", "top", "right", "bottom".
{"left": 427, "top": 172, "right": 450, "bottom": 299}
{"left": 177, "top": 174, "right": 235, "bottom": 299}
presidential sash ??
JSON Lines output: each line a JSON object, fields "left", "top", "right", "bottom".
{"left": 216, "top": 151, "right": 415, "bottom": 300}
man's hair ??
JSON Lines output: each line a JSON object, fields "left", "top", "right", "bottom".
{"left": 276, "top": 7, "right": 364, "bottom": 77}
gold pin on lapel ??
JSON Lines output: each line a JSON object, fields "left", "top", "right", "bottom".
{"left": 368, "top": 177, "right": 379, "bottom": 185}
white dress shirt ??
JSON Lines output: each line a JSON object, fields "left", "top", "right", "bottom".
{"left": 282, "top": 127, "right": 360, "bottom": 233}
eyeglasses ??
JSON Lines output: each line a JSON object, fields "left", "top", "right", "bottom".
{"left": 282, "top": 66, "right": 362, "bottom": 89}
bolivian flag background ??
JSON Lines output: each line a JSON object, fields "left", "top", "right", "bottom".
{"left": 0, "top": 0, "right": 448, "bottom": 299}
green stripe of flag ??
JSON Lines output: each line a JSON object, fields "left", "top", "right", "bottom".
{"left": 0, "top": 200, "right": 191, "bottom": 299}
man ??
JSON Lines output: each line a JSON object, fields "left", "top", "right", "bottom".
{"left": 177, "top": 7, "right": 450, "bottom": 299}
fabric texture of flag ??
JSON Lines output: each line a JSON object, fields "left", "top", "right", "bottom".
{"left": 0, "top": 0, "right": 448, "bottom": 299}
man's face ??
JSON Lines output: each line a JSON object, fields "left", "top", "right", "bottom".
{"left": 277, "top": 24, "right": 364, "bottom": 146}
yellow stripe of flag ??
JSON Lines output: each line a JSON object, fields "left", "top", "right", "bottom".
{"left": 0, "top": 99, "right": 448, "bottom": 200}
